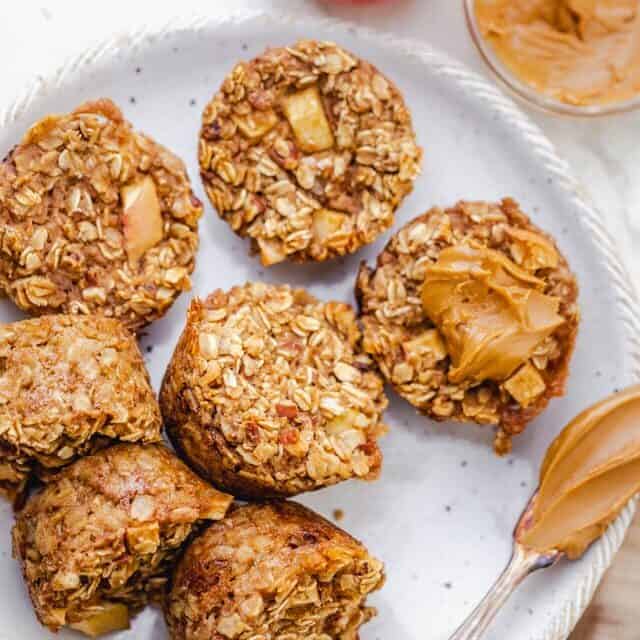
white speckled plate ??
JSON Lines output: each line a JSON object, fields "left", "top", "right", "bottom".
{"left": 0, "top": 10, "right": 638, "bottom": 640}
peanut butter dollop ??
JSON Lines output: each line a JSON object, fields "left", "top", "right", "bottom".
{"left": 475, "top": 0, "right": 640, "bottom": 106}
{"left": 421, "top": 241, "right": 564, "bottom": 384}
{"left": 517, "top": 385, "right": 640, "bottom": 559}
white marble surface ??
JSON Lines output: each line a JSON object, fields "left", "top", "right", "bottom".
{"left": 1, "top": 0, "right": 637, "bottom": 289}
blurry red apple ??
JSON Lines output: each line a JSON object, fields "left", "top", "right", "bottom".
{"left": 323, "top": 0, "right": 394, "bottom": 4}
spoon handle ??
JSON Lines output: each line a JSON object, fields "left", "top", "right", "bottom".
{"left": 448, "top": 543, "right": 559, "bottom": 640}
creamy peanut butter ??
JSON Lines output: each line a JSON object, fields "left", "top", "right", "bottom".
{"left": 475, "top": 0, "right": 640, "bottom": 106}
{"left": 421, "top": 241, "right": 564, "bottom": 385}
{"left": 517, "top": 385, "right": 640, "bottom": 558}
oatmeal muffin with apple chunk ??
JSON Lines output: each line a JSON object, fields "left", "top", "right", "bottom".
{"left": 199, "top": 39, "right": 422, "bottom": 266}
{"left": 13, "top": 443, "right": 232, "bottom": 637}
{"left": 356, "top": 199, "right": 579, "bottom": 454}
{"left": 0, "top": 99, "right": 202, "bottom": 331}
{"left": 165, "top": 501, "right": 385, "bottom": 640}
{"left": 160, "top": 282, "right": 388, "bottom": 498}
{"left": 0, "top": 314, "right": 162, "bottom": 500}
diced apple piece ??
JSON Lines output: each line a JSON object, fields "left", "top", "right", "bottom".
{"left": 503, "top": 363, "right": 546, "bottom": 407}
{"left": 505, "top": 226, "right": 559, "bottom": 271}
{"left": 233, "top": 110, "right": 278, "bottom": 141}
{"left": 201, "top": 492, "right": 234, "bottom": 520}
{"left": 326, "top": 409, "right": 367, "bottom": 435}
{"left": 125, "top": 522, "right": 160, "bottom": 554}
{"left": 281, "top": 87, "right": 334, "bottom": 153}
{"left": 49, "top": 609, "right": 67, "bottom": 628}
{"left": 326, "top": 410, "right": 368, "bottom": 461}
{"left": 312, "top": 209, "right": 348, "bottom": 243}
{"left": 257, "top": 238, "right": 286, "bottom": 266}
{"left": 121, "top": 176, "right": 164, "bottom": 264}
{"left": 69, "top": 603, "right": 130, "bottom": 638}
{"left": 404, "top": 329, "right": 448, "bottom": 362}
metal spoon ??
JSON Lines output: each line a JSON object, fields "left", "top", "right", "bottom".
{"left": 448, "top": 492, "right": 562, "bottom": 640}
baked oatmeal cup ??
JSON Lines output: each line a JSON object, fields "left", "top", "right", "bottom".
{"left": 199, "top": 39, "right": 422, "bottom": 266}
{"left": 13, "top": 443, "right": 232, "bottom": 636}
{"left": 356, "top": 199, "right": 579, "bottom": 454}
{"left": 165, "top": 501, "right": 385, "bottom": 640}
{"left": 0, "top": 314, "right": 162, "bottom": 500}
{"left": 0, "top": 99, "right": 202, "bottom": 332}
{"left": 160, "top": 282, "right": 388, "bottom": 498}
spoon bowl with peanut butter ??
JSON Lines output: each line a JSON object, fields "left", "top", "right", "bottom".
{"left": 449, "top": 384, "right": 640, "bottom": 640}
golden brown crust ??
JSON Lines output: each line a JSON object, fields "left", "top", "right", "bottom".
{"left": 355, "top": 199, "right": 580, "bottom": 453}
{"left": 199, "top": 39, "right": 422, "bottom": 265}
{"left": 0, "top": 314, "right": 162, "bottom": 499}
{"left": 160, "top": 282, "right": 388, "bottom": 499}
{"left": 165, "top": 501, "right": 385, "bottom": 640}
{"left": 0, "top": 99, "right": 202, "bottom": 331}
{"left": 12, "top": 443, "right": 232, "bottom": 633}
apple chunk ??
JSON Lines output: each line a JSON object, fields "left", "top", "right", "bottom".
{"left": 257, "top": 238, "right": 287, "bottom": 266}
{"left": 69, "top": 603, "right": 130, "bottom": 638}
{"left": 281, "top": 87, "right": 334, "bottom": 153}
{"left": 404, "top": 329, "right": 447, "bottom": 362}
{"left": 503, "top": 363, "right": 546, "bottom": 408}
{"left": 121, "top": 176, "right": 164, "bottom": 264}
{"left": 312, "top": 208, "right": 348, "bottom": 243}
{"left": 233, "top": 110, "right": 278, "bottom": 141}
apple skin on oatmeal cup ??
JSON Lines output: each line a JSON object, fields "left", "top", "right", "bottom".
{"left": 198, "top": 39, "right": 422, "bottom": 266}
{"left": 356, "top": 199, "right": 579, "bottom": 454}
{"left": 0, "top": 99, "right": 202, "bottom": 332}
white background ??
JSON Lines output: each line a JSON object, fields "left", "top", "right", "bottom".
{"left": 1, "top": 0, "right": 639, "bottom": 291}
